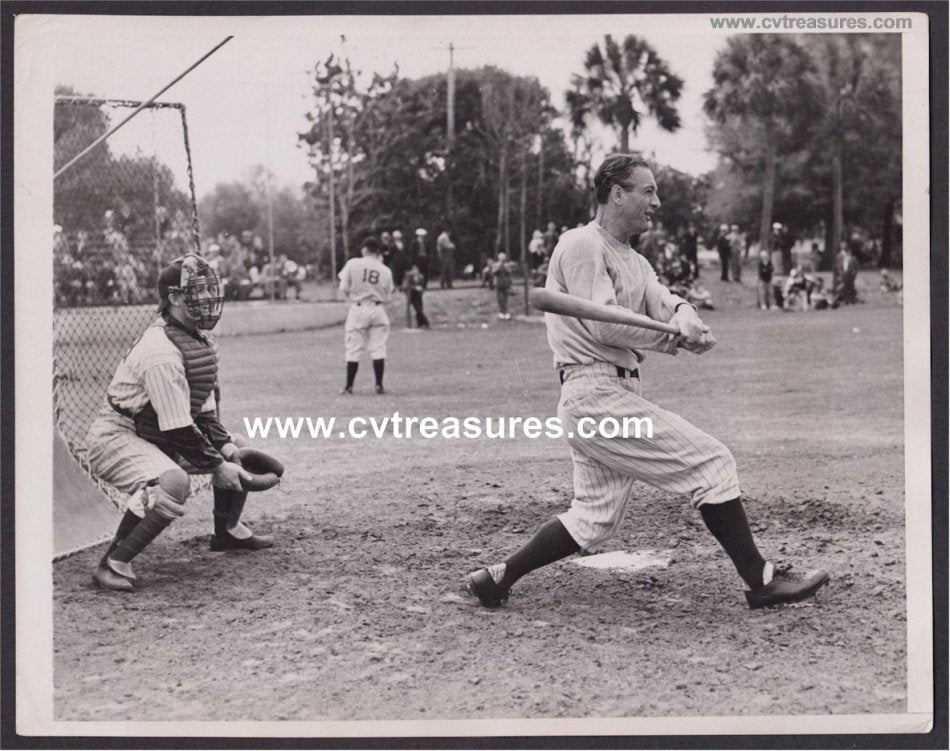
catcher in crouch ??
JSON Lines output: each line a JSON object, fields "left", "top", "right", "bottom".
{"left": 86, "top": 254, "right": 283, "bottom": 592}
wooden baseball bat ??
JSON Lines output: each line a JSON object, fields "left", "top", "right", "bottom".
{"left": 530, "top": 288, "right": 680, "bottom": 336}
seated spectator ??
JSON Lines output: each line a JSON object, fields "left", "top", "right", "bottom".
{"left": 280, "top": 254, "right": 304, "bottom": 300}
{"left": 228, "top": 262, "right": 252, "bottom": 301}
{"left": 261, "top": 260, "right": 286, "bottom": 299}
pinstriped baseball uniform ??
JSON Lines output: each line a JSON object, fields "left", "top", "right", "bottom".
{"left": 339, "top": 256, "right": 394, "bottom": 361}
{"left": 545, "top": 222, "right": 739, "bottom": 550}
{"left": 85, "top": 318, "right": 227, "bottom": 510}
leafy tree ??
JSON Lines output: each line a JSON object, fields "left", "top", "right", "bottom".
{"left": 569, "top": 35, "right": 683, "bottom": 153}
{"left": 652, "top": 165, "right": 708, "bottom": 238}
{"left": 198, "top": 182, "right": 261, "bottom": 239}
{"left": 54, "top": 86, "right": 191, "bottom": 246}
{"left": 800, "top": 35, "right": 901, "bottom": 268}
{"left": 703, "top": 35, "right": 819, "bottom": 251}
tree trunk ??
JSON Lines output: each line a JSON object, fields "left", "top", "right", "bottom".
{"left": 536, "top": 138, "right": 544, "bottom": 231}
{"left": 495, "top": 147, "right": 506, "bottom": 255}
{"left": 821, "top": 136, "right": 844, "bottom": 273}
{"left": 758, "top": 138, "right": 777, "bottom": 255}
{"left": 822, "top": 207, "right": 834, "bottom": 274}
{"left": 831, "top": 136, "right": 843, "bottom": 259}
{"left": 880, "top": 197, "right": 894, "bottom": 268}
{"left": 619, "top": 124, "right": 629, "bottom": 153}
{"left": 520, "top": 147, "right": 529, "bottom": 315}
{"left": 504, "top": 174, "right": 511, "bottom": 259}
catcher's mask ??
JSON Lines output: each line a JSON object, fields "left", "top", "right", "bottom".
{"left": 158, "top": 254, "right": 223, "bottom": 330}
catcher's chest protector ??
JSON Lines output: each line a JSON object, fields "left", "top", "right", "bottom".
{"left": 164, "top": 322, "right": 219, "bottom": 415}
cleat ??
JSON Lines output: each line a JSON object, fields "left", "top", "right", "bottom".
{"left": 745, "top": 568, "right": 829, "bottom": 609}
{"left": 466, "top": 567, "right": 510, "bottom": 608}
{"left": 375, "top": 385, "right": 386, "bottom": 395}
{"left": 92, "top": 564, "right": 134, "bottom": 592}
{"left": 210, "top": 531, "right": 274, "bottom": 551}
{"left": 340, "top": 387, "right": 353, "bottom": 395}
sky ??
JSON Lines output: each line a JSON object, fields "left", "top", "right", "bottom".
{"left": 44, "top": 13, "right": 730, "bottom": 197}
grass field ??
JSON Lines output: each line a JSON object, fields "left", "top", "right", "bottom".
{"left": 52, "top": 270, "right": 908, "bottom": 724}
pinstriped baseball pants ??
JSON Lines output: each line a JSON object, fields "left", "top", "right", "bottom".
{"left": 556, "top": 362, "right": 740, "bottom": 551}
{"left": 85, "top": 407, "right": 235, "bottom": 516}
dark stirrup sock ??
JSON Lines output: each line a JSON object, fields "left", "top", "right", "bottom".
{"left": 699, "top": 498, "right": 767, "bottom": 588}
{"left": 372, "top": 358, "right": 385, "bottom": 387}
{"left": 213, "top": 486, "right": 239, "bottom": 537}
{"left": 345, "top": 361, "right": 359, "bottom": 389}
{"left": 500, "top": 518, "right": 581, "bottom": 589}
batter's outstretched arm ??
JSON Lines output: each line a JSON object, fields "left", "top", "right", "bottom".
{"left": 559, "top": 260, "right": 678, "bottom": 354}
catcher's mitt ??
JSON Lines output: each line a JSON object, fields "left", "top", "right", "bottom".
{"left": 232, "top": 447, "right": 284, "bottom": 491}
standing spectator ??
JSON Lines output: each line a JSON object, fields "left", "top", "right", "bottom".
{"left": 543, "top": 221, "right": 560, "bottom": 258}
{"left": 252, "top": 235, "right": 267, "bottom": 269}
{"left": 491, "top": 252, "right": 514, "bottom": 320}
{"left": 528, "top": 229, "right": 546, "bottom": 270}
{"left": 757, "top": 248, "right": 774, "bottom": 310}
{"left": 411, "top": 228, "right": 429, "bottom": 288}
{"left": 380, "top": 232, "right": 395, "bottom": 269}
{"left": 480, "top": 252, "right": 494, "bottom": 288}
{"left": 436, "top": 229, "right": 456, "bottom": 289}
{"left": 682, "top": 222, "right": 699, "bottom": 278}
{"left": 773, "top": 222, "right": 795, "bottom": 275}
{"left": 833, "top": 241, "right": 859, "bottom": 305}
{"left": 728, "top": 224, "right": 744, "bottom": 282}
{"left": 390, "top": 230, "right": 407, "bottom": 288}
{"left": 716, "top": 224, "right": 732, "bottom": 282}
{"left": 403, "top": 263, "right": 430, "bottom": 329}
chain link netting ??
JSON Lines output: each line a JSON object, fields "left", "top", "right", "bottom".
{"left": 53, "top": 97, "right": 209, "bottom": 508}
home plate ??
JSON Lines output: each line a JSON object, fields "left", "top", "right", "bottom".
{"left": 571, "top": 550, "right": 673, "bottom": 572}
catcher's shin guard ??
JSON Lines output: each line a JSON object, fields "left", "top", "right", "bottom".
{"left": 106, "top": 473, "right": 189, "bottom": 576}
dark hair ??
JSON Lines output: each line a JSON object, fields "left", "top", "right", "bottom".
{"left": 362, "top": 237, "right": 381, "bottom": 253}
{"left": 593, "top": 153, "right": 652, "bottom": 205}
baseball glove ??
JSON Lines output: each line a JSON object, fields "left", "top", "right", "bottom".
{"left": 232, "top": 447, "right": 284, "bottom": 491}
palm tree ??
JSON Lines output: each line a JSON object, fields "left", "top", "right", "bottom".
{"left": 703, "top": 35, "right": 818, "bottom": 253}
{"left": 802, "top": 35, "right": 901, "bottom": 270}
{"left": 569, "top": 34, "right": 683, "bottom": 153}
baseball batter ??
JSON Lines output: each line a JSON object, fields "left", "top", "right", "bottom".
{"left": 468, "top": 154, "right": 829, "bottom": 610}
{"left": 87, "top": 254, "right": 280, "bottom": 592}
{"left": 338, "top": 237, "right": 395, "bottom": 394}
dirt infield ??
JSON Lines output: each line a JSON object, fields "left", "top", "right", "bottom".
{"left": 52, "top": 274, "right": 907, "bottom": 723}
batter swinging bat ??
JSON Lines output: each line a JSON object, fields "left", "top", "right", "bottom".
{"left": 530, "top": 288, "right": 681, "bottom": 336}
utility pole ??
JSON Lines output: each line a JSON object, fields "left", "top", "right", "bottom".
{"left": 327, "top": 102, "right": 337, "bottom": 290}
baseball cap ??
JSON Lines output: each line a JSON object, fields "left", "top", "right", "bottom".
{"left": 157, "top": 258, "right": 185, "bottom": 313}
{"left": 415, "top": 228, "right": 427, "bottom": 236}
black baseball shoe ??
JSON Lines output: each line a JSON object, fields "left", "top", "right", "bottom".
{"left": 375, "top": 384, "right": 386, "bottom": 395}
{"left": 745, "top": 564, "right": 829, "bottom": 609}
{"left": 466, "top": 565, "right": 510, "bottom": 608}
{"left": 340, "top": 386, "right": 353, "bottom": 395}
{"left": 210, "top": 531, "right": 274, "bottom": 551}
